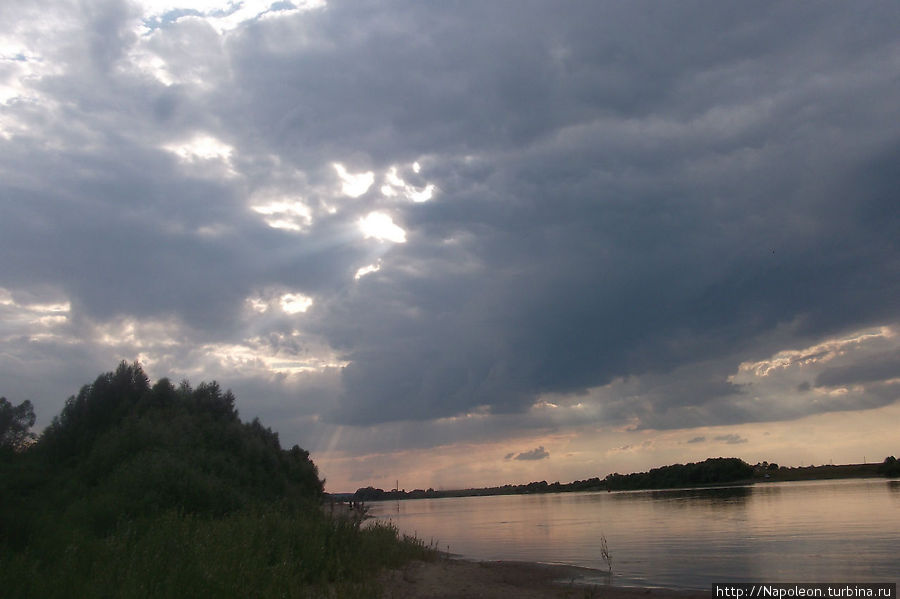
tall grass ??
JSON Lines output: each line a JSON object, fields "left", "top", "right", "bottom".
{"left": 0, "top": 506, "right": 436, "bottom": 598}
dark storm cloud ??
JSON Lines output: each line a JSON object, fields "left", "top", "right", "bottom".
{"left": 243, "top": 1, "right": 900, "bottom": 427}
{"left": 814, "top": 352, "right": 900, "bottom": 389}
{"left": 2, "top": 0, "right": 900, "bottom": 438}
{"left": 510, "top": 446, "right": 550, "bottom": 462}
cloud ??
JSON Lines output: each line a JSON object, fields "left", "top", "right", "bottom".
{"left": 714, "top": 434, "right": 748, "bottom": 445}
{"left": 814, "top": 353, "right": 900, "bottom": 389}
{"left": 687, "top": 436, "right": 706, "bottom": 444}
{"left": 508, "top": 446, "right": 550, "bottom": 462}
{"left": 1, "top": 0, "right": 899, "bottom": 478}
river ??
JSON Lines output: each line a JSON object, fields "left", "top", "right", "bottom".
{"left": 367, "top": 478, "right": 900, "bottom": 589}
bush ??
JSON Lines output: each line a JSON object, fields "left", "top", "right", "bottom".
{"left": 1, "top": 363, "right": 433, "bottom": 597}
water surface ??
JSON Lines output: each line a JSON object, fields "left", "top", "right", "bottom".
{"left": 367, "top": 478, "right": 900, "bottom": 589}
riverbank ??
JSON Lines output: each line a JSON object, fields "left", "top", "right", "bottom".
{"left": 378, "top": 558, "right": 708, "bottom": 599}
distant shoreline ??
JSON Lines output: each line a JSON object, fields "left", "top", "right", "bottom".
{"left": 334, "top": 458, "right": 897, "bottom": 501}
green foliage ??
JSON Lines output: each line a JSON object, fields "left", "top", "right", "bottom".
{"left": 1, "top": 362, "right": 432, "bottom": 597}
{"left": 603, "top": 457, "right": 754, "bottom": 491}
{"left": 0, "top": 397, "right": 36, "bottom": 452}
{"left": 30, "top": 361, "right": 324, "bottom": 516}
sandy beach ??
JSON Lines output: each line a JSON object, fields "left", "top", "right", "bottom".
{"left": 379, "top": 558, "right": 708, "bottom": 599}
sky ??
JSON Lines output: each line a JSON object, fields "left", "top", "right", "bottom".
{"left": 2, "top": 1, "right": 899, "bottom": 493}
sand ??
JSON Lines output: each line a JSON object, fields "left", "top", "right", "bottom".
{"left": 378, "top": 558, "right": 708, "bottom": 599}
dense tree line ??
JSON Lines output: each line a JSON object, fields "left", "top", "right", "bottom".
{"left": 602, "top": 457, "right": 754, "bottom": 491}
{"left": 879, "top": 456, "right": 900, "bottom": 477}
{"left": 355, "top": 459, "right": 757, "bottom": 502}
{"left": 0, "top": 362, "right": 430, "bottom": 597}
{"left": 1, "top": 361, "right": 323, "bottom": 548}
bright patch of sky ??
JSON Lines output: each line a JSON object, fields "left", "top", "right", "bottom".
{"left": 280, "top": 293, "right": 313, "bottom": 314}
{"left": 734, "top": 327, "right": 894, "bottom": 379}
{"left": 380, "top": 165, "right": 435, "bottom": 203}
{"left": 90, "top": 317, "right": 183, "bottom": 353}
{"left": 251, "top": 198, "right": 313, "bottom": 232}
{"left": 333, "top": 163, "right": 374, "bottom": 198}
{"left": 135, "top": 0, "right": 326, "bottom": 35}
{"left": 0, "top": 47, "right": 38, "bottom": 104}
{"left": 128, "top": 48, "right": 175, "bottom": 86}
{"left": 164, "top": 134, "right": 233, "bottom": 162}
{"left": 162, "top": 134, "right": 237, "bottom": 177}
{"left": 0, "top": 288, "right": 71, "bottom": 341}
{"left": 358, "top": 212, "right": 406, "bottom": 243}
{"left": 0, "top": 29, "right": 64, "bottom": 138}
{"left": 354, "top": 261, "right": 382, "bottom": 280}
{"left": 246, "top": 296, "right": 269, "bottom": 313}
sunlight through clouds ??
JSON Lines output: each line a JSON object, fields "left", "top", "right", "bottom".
{"left": 380, "top": 165, "right": 435, "bottom": 202}
{"left": 280, "top": 293, "right": 313, "bottom": 315}
{"left": 128, "top": 47, "right": 175, "bottom": 86}
{"left": 251, "top": 198, "right": 313, "bottom": 232}
{"left": 733, "top": 327, "right": 894, "bottom": 379}
{"left": 199, "top": 341, "right": 341, "bottom": 375}
{"left": 164, "top": 134, "right": 233, "bottom": 162}
{"left": 354, "top": 260, "right": 382, "bottom": 280}
{"left": 333, "top": 163, "right": 374, "bottom": 198}
{"left": 244, "top": 290, "right": 314, "bottom": 316}
{"left": 358, "top": 212, "right": 406, "bottom": 243}
{"left": 0, "top": 47, "right": 41, "bottom": 104}
{"left": 163, "top": 134, "right": 237, "bottom": 177}
{"left": 135, "top": 0, "right": 326, "bottom": 35}
{"left": 0, "top": 288, "right": 71, "bottom": 342}
{"left": 246, "top": 297, "right": 269, "bottom": 314}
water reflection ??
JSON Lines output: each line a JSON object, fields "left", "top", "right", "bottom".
{"left": 367, "top": 479, "right": 899, "bottom": 590}
{"left": 645, "top": 486, "right": 752, "bottom": 509}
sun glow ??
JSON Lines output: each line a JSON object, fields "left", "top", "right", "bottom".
{"left": 358, "top": 212, "right": 406, "bottom": 243}
{"left": 280, "top": 293, "right": 313, "bottom": 314}
{"left": 165, "top": 135, "right": 232, "bottom": 161}
{"left": 354, "top": 261, "right": 382, "bottom": 280}
{"left": 735, "top": 327, "right": 894, "bottom": 378}
{"left": 251, "top": 198, "right": 313, "bottom": 232}
{"left": 333, "top": 163, "right": 374, "bottom": 198}
{"left": 135, "top": 0, "right": 326, "bottom": 35}
{"left": 380, "top": 165, "right": 435, "bottom": 202}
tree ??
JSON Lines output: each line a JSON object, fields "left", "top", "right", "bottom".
{"left": 879, "top": 456, "right": 900, "bottom": 477}
{"left": 0, "top": 397, "right": 36, "bottom": 451}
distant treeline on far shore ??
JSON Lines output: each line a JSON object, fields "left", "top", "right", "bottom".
{"left": 350, "top": 455, "right": 900, "bottom": 502}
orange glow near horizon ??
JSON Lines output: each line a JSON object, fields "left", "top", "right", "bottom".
{"left": 314, "top": 401, "right": 900, "bottom": 493}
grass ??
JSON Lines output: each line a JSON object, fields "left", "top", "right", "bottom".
{"left": 0, "top": 506, "right": 437, "bottom": 598}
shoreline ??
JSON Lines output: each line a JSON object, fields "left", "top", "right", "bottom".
{"left": 378, "top": 557, "right": 708, "bottom": 599}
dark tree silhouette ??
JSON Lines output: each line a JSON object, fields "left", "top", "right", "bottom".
{"left": 879, "top": 456, "right": 900, "bottom": 477}
{"left": 0, "top": 397, "right": 36, "bottom": 452}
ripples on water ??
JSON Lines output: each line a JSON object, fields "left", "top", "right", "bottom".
{"left": 368, "top": 479, "right": 900, "bottom": 589}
